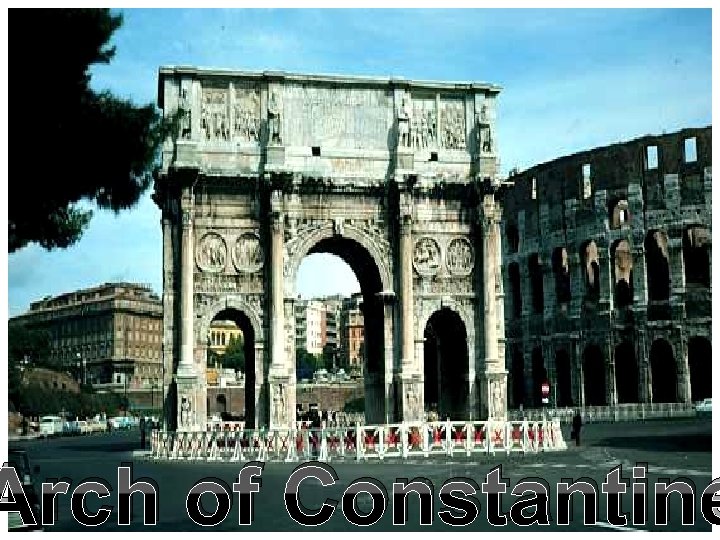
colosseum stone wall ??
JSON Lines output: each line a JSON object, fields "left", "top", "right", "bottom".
{"left": 500, "top": 126, "right": 711, "bottom": 412}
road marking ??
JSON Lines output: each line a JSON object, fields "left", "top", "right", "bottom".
{"left": 594, "top": 521, "right": 646, "bottom": 532}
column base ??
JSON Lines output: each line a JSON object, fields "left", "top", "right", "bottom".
{"left": 176, "top": 367, "right": 203, "bottom": 431}
{"left": 480, "top": 370, "right": 508, "bottom": 421}
{"left": 268, "top": 375, "right": 294, "bottom": 429}
{"left": 397, "top": 372, "right": 424, "bottom": 422}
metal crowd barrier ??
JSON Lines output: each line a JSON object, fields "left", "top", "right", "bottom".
{"left": 151, "top": 418, "right": 567, "bottom": 462}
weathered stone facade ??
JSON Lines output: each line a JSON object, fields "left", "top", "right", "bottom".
{"left": 153, "top": 67, "right": 507, "bottom": 429}
{"left": 500, "top": 127, "right": 712, "bottom": 410}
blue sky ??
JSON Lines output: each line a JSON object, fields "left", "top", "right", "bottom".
{"left": 7, "top": 8, "right": 713, "bottom": 316}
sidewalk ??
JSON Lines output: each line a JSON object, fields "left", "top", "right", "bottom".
{"left": 8, "top": 432, "right": 41, "bottom": 441}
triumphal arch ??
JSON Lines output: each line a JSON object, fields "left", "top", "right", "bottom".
{"left": 153, "top": 67, "right": 507, "bottom": 430}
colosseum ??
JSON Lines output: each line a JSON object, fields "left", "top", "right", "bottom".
{"left": 500, "top": 126, "right": 711, "bottom": 417}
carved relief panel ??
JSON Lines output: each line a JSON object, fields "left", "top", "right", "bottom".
{"left": 284, "top": 84, "right": 392, "bottom": 149}
{"left": 409, "top": 94, "right": 437, "bottom": 149}
{"left": 233, "top": 83, "right": 261, "bottom": 143}
{"left": 201, "top": 83, "right": 230, "bottom": 141}
{"left": 439, "top": 98, "right": 466, "bottom": 150}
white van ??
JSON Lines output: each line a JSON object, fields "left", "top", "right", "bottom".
{"left": 39, "top": 415, "right": 64, "bottom": 437}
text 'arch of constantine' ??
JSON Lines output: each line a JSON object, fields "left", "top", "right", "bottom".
{"left": 153, "top": 66, "right": 508, "bottom": 430}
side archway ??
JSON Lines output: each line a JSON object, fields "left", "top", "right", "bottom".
{"left": 423, "top": 308, "right": 469, "bottom": 420}
{"left": 201, "top": 306, "right": 259, "bottom": 426}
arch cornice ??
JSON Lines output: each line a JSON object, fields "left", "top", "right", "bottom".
{"left": 283, "top": 220, "right": 392, "bottom": 296}
{"left": 196, "top": 295, "right": 265, "bottom": 345}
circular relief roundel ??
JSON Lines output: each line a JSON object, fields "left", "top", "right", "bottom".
{"left": 233, "top": 232, "right": 264, "bottom": 273}
{"left": 196, "top": 232, "right": 227, "bottom": 273}
{"left": 446, "top": 237, "right": 474, "bottom": 275}
{"left": 413, "top": 237, "right": 441, "bottom": 276}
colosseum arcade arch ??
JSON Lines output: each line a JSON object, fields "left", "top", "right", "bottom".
{"left": 154, "top": 68, "right": 506, "bottom": 430}
{"left": 551, "top": 247, "right": 571, "bottom": 309}
{"left": 581, "top": 240, "right": 600, "bottom": 303}
{"left": 612, "top": 240, "right": 633, "bottom": 308}
{"left": 614, "top": 341, "right": 638, "bottom": 404}
{"left": 683, "top": 227, "right": 711, "bottom": 289}
{"left": 688, "top": 336, "right": 711, "bottom": 402}
{"left": 531, "top": 347, "right": 547, "bottom": 406}
{"left": 645, "top": 231, "right": 670, "bottom": 302}
{"left": 583, "top": 344, "right": 606, "bottom": 406}
{"left": 649, "top": 339, "right": 678, "bottom": 403}
{"left": 510, "top": 346, "right": 526, "bottom": 408}
{"left": 555, "top": 349, "right": 573, "bottom": 407}
{"left": 423, "top": 308, "right": 469, "bottom": 420}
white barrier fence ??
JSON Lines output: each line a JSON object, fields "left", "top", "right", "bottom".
{"left": 150, "top": 419, "right": 567, "bottom": 462}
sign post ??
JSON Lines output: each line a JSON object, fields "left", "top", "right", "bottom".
{"left": 541, "top": 382, "right": 550, "bottom": 405}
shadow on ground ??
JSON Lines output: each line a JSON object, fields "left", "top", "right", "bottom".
{"left": 594, "top": 433, "right": 711, "bottom": 452}
{"left": 55, "top": 440, "right": 142, "bottom": 453}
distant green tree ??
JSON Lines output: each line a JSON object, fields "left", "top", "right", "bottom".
{"left": 8, "top": 324, "right": 52, "bottom": 410}
{"left": 343, "top": 397, "right": 365, "bottom": 413}
{"left": 296, "top": 348, "right": 323, "bottom": 379}
{"left": 10, "top": 9, "right": 174, "bottom": 252}
{"left": 222, "top": 335, "right": 246, "bottom": 373}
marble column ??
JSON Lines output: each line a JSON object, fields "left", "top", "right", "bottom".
{"left": 268, "top": 189, "right": 290, "bottom": 428}
{"left": 176, "top": 187, "right": 199, "bottom": 431}
{"left": 398, "top": 190, "right": 422, "bottom": 421}
{"left": 270, "top": 193, "right": 285, "bottom": 370}
{"left": 482, "top": 193, "right": 507, "bottom": 420}
{"left": 179, "top": 207, "right": 194, "bottom": 373}
{"left": 161, "top": 213, "right": 175, "bottom": 431}
{"left": 400, "top": 215, "right": 414, "bottom": 368}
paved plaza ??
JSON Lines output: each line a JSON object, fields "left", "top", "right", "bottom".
{"left": 7, "top": 418, "right": 714, "bottom": 531}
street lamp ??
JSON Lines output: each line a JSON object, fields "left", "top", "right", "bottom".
{"left": 74, "top": 352, "right": 88, "bottom": 386}
{"left": 151, "top": 382, "right": 157, "bottom": 414}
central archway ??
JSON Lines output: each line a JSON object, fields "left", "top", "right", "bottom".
{"left": 292, "top": 230, "right": 389, "bottom": 423}
{"left": 423, "top": 308, "right": 469, "bottom": 420}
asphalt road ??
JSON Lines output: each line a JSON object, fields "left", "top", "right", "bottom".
{"left": 5, "top": 418, "right": 716, "bottom": 532}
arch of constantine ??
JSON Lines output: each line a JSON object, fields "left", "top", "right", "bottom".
{"left": 153, "top": 67, "right": 508, "bottom": 430}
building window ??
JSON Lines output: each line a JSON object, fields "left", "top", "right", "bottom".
{"left": 646, "top": 145, "right": 658, "bottom": 170}
{"left": 531, "top": 177, "right": 537, "bottom": 200}
{"left": 582, "top": 163, "right": 592, "bottom": 199}
{"left": 684, "top": 137, "right": 697, "bottom": 163}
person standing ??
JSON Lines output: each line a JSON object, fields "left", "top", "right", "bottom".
{"left": 572, "top": 411, "right": 583, "bottom": 446}
{"left": 139, "top": 417, "right": 147, "bottom": 449}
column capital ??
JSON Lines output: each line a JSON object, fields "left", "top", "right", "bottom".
{"left": 398, "top": 189, "right": 414, "bottom": 224}
{"left": 181, "top": 208, "right": 193, "bottom": 229}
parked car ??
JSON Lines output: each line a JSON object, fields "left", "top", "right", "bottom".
{"left": 5, "top": 449, "right": 43, "bottom": 531}
{"left": 39, "top": 415, "right": 64, "bottom": 437}
{"left": 87, "top": 418, "right": 107, "bottom": 433}
{"left": 695, "top": 398, "right": 712, "bottom": 417}
{"left": 110, "top": 416, "right": 133, "bottom": 430}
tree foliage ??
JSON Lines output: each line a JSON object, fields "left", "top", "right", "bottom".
{"left": 10, "top": 9, "right": 172, "bottom": 252}
{"left": 221, "top": 335, "right": 246, "bottom": 373}
{"left": 16, "top": 385, "right": 126, "bottom": 419}
{"left": 296, "top": 348, "right": 323, "bottom": 380}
